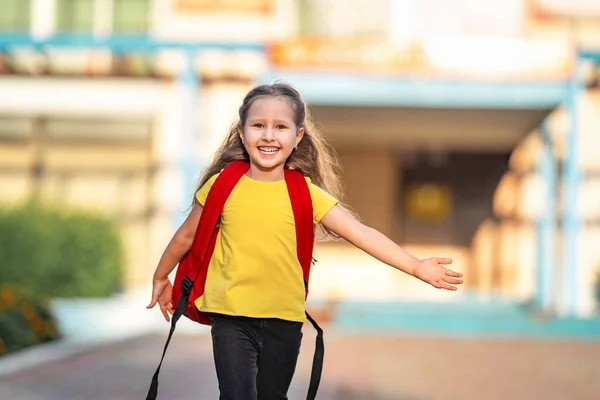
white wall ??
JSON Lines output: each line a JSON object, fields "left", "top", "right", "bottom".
{"left": 389, "top": 0, "right": 526, "bottom": 43}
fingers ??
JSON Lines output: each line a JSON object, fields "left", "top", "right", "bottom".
{"left": 159, "top": 302, "right": 174, "bottom": 322}
{"left": 432, "top": 275, "right": 463, "bottom": 291}
{"left": 159, "top": 303, "right": 173, "bottom": 322}
{"left": 445, "top": 269, "right": 463, "bottom": 278}
{"left": 421, "top": 258, "right": 463, "bottom": 290}
{"left": 434, "top": 281, "right": 458, "bottom": 291}
{"left": 442, "top": 283, "right": 457, "bottom": 291}
{"left": 160, "top": 306, "right": 170, "bottom": 322}
{"left": 146, "top": 298, "right": 157, "bottom": 309}
{"left": 435, "top": 257, "right": 453, "bottom": 265}
{"left": 443, "top": 276, "right": 463, "bottom": 285}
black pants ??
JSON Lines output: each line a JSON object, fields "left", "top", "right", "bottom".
{"left": 210, "top": 313, "right": 303, "bottom": 400}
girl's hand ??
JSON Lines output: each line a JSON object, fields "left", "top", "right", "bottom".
{"left": 146, "top": 278, "right": 174, "bottom": 321}
{"left": 414, "top": 257, "right": 463, "bottom": 291}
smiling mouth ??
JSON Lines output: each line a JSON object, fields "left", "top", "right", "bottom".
{"left": 258, "top": 146, "right": 280, "bottom": 154}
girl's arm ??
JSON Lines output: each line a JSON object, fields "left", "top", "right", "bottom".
{"left": 152, "top": 203, "right": 204, "bottom": 280}
{"left": 320, "top": 205, "right": 463, "bottom": 291}
{"left": 147, "top": 203, "right": 203, "bottom": 321}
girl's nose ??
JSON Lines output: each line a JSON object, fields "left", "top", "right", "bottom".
{"left": 262, "top": 128, "right": 275, "bottom": 141}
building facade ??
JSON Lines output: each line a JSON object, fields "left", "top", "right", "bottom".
{"left": 1, "top": 0, "right": 599, "bottom": 317}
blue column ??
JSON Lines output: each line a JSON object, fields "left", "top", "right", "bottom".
{"left": 174, "top": 49, "right": 201, "bottom": 228}
{"left": 536, "top": 119, "right": 557, "bottom": 313}
{"left": 562, "top": 54, "right": 583, "bottom": 316}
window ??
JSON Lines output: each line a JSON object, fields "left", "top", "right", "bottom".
{"left": 297, "top": 0, "right": 389, "bottom": 38}
{"left": 0, "top": 116, "right": 33, "bottom": 140}
{"left": 113, "top": 0, "right": 150, "bottom": 34}
{"left": 0, "top": 0, "right": 31, "bottom": 32}
{"left": 56, "top": 0, "right": 95, "bottom": 33}
{"left": 297, "top": 0, "right": 322, "bottom": 36}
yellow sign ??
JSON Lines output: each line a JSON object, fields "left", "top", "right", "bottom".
{"left": 405, "top": 183, "right": 453, "bottom": 222}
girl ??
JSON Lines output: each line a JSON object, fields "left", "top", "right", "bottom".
{"left": 147, "top": 83, "right": 463, "bottom": 399}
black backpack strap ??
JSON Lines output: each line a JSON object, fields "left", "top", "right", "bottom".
{"left": 305, "top": 311, "right": 324, "bottom": 400}
{"left": 145, "top": 279, "right": 191, "bottom": 400}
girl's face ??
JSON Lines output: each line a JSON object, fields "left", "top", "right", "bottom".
{"left": 240, "top": 96, "right": 304, "bottom": 180}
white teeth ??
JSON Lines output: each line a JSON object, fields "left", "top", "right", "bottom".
{"left": 259, "top": 147, "right": 279, "bottom": 153}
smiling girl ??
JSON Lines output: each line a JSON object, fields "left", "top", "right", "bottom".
{"left": 147, "top": 83, "right": 463, "bottom": 400}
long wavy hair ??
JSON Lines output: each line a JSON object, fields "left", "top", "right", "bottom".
{"left": 194, "top": 83, "right": 346, "bottom": 239}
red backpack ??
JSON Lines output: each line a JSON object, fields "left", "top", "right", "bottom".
{"left": 147, "top": 160, "right": 324, "bottom": 400}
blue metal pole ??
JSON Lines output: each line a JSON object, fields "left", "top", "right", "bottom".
{"left": 174, "top": 49, "right": 200, "bottom": 229}
{"left": 536, "top": 119, "right": 556, "bottom": 313}
{"left": 562, "top": 53, "right": 583, "bottom": 317}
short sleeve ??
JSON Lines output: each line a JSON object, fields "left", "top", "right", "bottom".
{"left": 306, "top": 178, "right": 338, "bottom": 224}
{"left": 195, "top": 174, "right": 219, "bottom": 206}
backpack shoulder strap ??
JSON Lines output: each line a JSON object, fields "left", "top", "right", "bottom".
{"left": 190, "top": 160, "right": 249, "bottom": 266}
{"left": 284, "top": 169, "right": 314, "bottom": 292}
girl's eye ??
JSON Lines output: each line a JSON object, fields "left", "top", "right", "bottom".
{"left": 276, "top": 125, "right": 287, "bottom": 130}
{"left": 253, "top": 123, "right": 264, "bottom": 128}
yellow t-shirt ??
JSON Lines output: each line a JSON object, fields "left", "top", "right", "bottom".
{"left": 193, "top": 173, "right": 338, "bottom": 322}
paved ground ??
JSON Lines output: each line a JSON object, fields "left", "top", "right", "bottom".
{"left": 1, "top": 328, "right": 600, "bottom": 400}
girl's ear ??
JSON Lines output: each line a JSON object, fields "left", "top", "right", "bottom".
{"left": 295, "top": 127, "right": 305, "bottom": 148}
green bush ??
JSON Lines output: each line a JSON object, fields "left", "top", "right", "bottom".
{"left": 0, "top": 283, "right": 60, "bottom": 356}
{"left": 0, "top": 202, "right": 124, "bottom": 298}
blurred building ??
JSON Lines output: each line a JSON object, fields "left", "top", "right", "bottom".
{"left": 0, "top": 0, "right": 599, "bottom": 317}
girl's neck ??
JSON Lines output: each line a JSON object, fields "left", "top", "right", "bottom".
{"left": 246, "top": 164, "right": 285, "bottom": 182}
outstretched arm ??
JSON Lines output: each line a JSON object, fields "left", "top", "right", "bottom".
{"left": 320, "top": 205, "right": 463, "bottom": 291}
